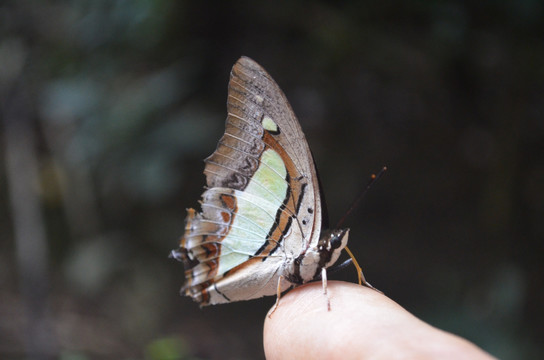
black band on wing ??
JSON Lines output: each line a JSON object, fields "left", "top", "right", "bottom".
{"left": 254, "top": 172, "right": 292, "bottom": 258}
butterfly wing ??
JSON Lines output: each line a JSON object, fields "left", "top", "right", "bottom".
{"left": 175, "top": 57, "right": 323, "bottom": 305}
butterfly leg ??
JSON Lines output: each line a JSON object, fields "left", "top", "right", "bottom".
{"left": 360, "top": 268, "right": 383, "bottom": 294}
{"left": 268, "top": 275, "right": 285, "bottom": 318}
{"left": 345, "top": 245, "right": 383, "bottom": 294}
{"left": 321, "top": 267, "right": 331, "bottom": 311}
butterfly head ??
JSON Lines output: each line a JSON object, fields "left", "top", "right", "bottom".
{"left": 317, "top": 228, "right": 350, "bottom": 269}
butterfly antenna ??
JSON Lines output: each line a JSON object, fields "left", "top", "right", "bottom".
{"left": 335, "top": 166, "right": 387, "bottom": 229}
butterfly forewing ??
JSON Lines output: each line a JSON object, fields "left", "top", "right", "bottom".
{"left": 225, "top": 57, "right": 323, "bottom": 246}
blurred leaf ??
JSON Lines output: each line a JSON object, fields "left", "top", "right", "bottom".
{"left": 145, "top": 337, "right": 194, "bottom": 360}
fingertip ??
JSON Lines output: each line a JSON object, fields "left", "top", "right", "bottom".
{"left": 263, "top": 281, "right": 495, "bottom": 360}
{"left": 263, "top": 281, "right": 384, "bottom": 359}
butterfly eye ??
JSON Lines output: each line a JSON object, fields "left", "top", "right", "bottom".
{"left": 330, "top": 236, "right": 342, "bottom": 249}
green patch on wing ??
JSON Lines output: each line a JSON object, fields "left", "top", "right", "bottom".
{"left": 217, "top": 149, "right": 287, "bottom": 274}
{"left": 261, "top": 116, "right": 279, "bottom": 133}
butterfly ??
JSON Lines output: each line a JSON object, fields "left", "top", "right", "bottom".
{"left": 171, "top": 56, "right": 375, "bottom": 309}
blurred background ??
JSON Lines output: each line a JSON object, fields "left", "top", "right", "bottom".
{"left": 1, "top": 1, "right": 543, "bottom": 359}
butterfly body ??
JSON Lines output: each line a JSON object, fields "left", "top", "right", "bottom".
{"left": 171, "top": 57, "right": 350, "bottom": 306}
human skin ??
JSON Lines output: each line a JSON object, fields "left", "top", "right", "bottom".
{"left": 263, "top": 281, "right": 496, "bottom": 360}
